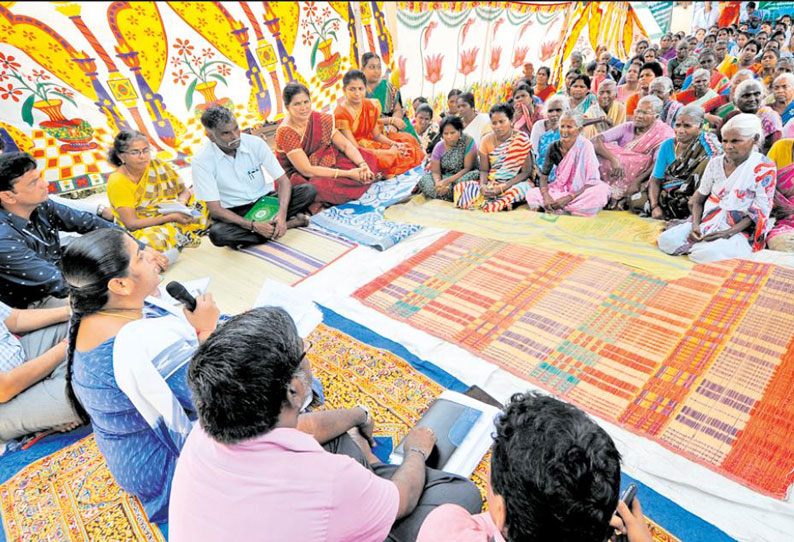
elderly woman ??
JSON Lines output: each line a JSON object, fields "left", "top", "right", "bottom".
{"left": 416, "top": 116, "right": 479, "bottom": 201}
{"left": 569, "top": 74, "right": 597, "bottom": 114}
{"left": 679, "top": 48, "right": 729, "bottom": 93}
{"left": 582, "top": 80, "right": 626, "bottom": 138}
{"left": 593, "top": 95, "right": 674, "bottom": 209}
{"left": 526, "top": 110, "right": 610, "bottom": 216}
{"left": 657, "top": 114, "right": 775, "bottom": 262}
{"left": 275, "top": 83, "right": 378, "bottom": 211}
{"left": 531, "top": 95, "right": 570, "bottom": 170}
{"left": 675, "top": 69, "right": 718, "bottom": 106}
{"left": 335, "top": 70, "right": 424, "bottom": 178}
{"left": 721, "top": 79, "right": 782, "bottom": 153}
{"left": 413, "top": 103, "right": 440, "bottom": 155}
{"left": 106, "top": 131, "right": 208, "bottom": 254}
{"left": 457, "top": 92, "right": 493, "bottom": 143}
{"left": 643, "top": 105, "right": 722, "bottom": 220}
{"left": 361, "top": 52, "right": 419, "bottom": 141}
{"left": 454, "top": 103, "right": 534, "bottom": 212}
{"left": 649, "top": 77, "right": 683, "bottom": 125}
{"left": 534, "top": 66, "right": 557, "bottom": 103}
{"left": 702, "top": 69, "right": 754, "bottom": 126}
{"left": 769, "top": 73, "right": 794, "bottom": 124}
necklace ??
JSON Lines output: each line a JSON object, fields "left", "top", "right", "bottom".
{"left": 96, "top": 310, "right": 143, "bottom": 322}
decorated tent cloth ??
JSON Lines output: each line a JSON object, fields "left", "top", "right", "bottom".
{"left": 240, "top": 226, "right": 357, "bottom": 286}
{"left": 384, "top": 195, "right": 692, "bottom": 280}
{"left": 311, "top": 166, "right": 424, "bottom": 250}
{"left": 0, "top": 306, "right": 728, "bottom": 542}
{"left": 353, "top": 231, "right": 794, "bottom": 499}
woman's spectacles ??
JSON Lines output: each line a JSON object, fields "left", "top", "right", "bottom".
{"left": 123, "top": 147, "right": 153, "bottom": 157}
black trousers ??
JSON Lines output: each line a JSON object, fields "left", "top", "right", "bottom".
{"left": 208, "top": 184, "right": 316, "bottom": 248}
{"left": 324, "top": 433, "right": 483, "bottom": 542}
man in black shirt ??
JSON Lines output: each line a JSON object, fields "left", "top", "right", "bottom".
{"left": 0, "top": 152, "right": 168, "bottom": 308}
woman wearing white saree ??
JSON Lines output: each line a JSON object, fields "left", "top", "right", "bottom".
{"left": 657, "top": 114, "right": 776, "bottom": 262}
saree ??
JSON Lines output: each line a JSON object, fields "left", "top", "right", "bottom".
{"left": 513, "top": 103, "right": 538, "bottom": 136}
{"left": 535, "top": 84, "right": 556, "bottom": 103}
{"left": 535, "top": 129, "right": 560, "bottom": 170}
{"left": 417, "top": 134, "right": 479, "bottom": 200}
{"left": 367, "top": 78, "right": 420, "bottom": 141}
{"left": 334, "top": 98, "right": 424, "bottom": 178}
{"left": 582, "top": 100, "right": 626, "bottom": 139}
{"left": 526, "top": 136, "right": 610, "bottom": 216}
{"left": 651, "top": 132, "right": 722, "bottom": 220}
{"left": 106, "top": 158, "right": 208, "bottom": 251}
{"left": 598, "top": 120, "right": 675, "bottom": 200}
{"left": 454, "top": 130, "right": 533, "bottom": 212}
{"left": 617, "top": 84, "right": 639, "bottom": 102}
{"left": 767, "top": 163, "right": 794, "bottom": 250}
{"left": 691, "top": 153, "right": 775, "bottom": 251}
{"left": 661, "top": 99, "right": 683, "bottom": 125}
{"left": 571, "top": 93, "right": 597, "bottom": 114}
{"left": 275, "top": 111, "right": 378, "bottom": 208}
{"left": 675, "top": 87, "right": 718, "bottom": 106}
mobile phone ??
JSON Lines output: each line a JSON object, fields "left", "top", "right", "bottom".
{"left": 620, "top": 483, "right": 638, "bottom": 510}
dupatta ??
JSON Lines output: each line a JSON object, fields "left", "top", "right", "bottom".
{"left": 368, "top": 78, "right": 419, "bottom": 140}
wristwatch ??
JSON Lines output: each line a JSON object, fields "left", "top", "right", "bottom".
{"left": 356, "top": 404, "right": 371, "bottom": 425}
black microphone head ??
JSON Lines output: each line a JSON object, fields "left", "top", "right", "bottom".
{"left": 165, "top": 281, "right": 197, "bottom": 311}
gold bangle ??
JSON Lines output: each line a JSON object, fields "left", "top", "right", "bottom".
{"left": 334, "top": 169, "right": 339, "bottom": 179}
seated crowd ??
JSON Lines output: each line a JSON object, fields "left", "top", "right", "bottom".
{"left": 2, "top": 9, "right": 794, "bottom": 540}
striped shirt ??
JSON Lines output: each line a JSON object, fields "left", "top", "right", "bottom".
{"left": 0, "top": 301, "right": 25, "bottom": 373}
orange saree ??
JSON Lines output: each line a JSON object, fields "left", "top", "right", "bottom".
{"left": 334, "top": 98, "right": 423, "bottom": 177}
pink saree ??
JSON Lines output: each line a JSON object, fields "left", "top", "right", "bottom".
{"left": 598, "top": 120, "right": 674, "bottom": 199}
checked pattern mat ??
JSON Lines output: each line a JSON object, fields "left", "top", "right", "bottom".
{"left": 354, "top": 231, "right": 794, "bottom": 499}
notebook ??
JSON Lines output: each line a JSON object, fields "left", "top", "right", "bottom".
{"left": 244, "top": 196, "right": 280, "bottom": 222}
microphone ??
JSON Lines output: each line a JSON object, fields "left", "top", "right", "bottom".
{"left": 165, "top": 281, "right": 197, "bottom": 312}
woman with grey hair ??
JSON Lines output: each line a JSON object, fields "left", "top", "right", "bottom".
{"left": 649, "top": 77, "right": 683, "bottom": 125}
{"left": 593, "top": 94, "right": 674, "bottom": 208}
{"left": 721, "top": 78, "right": 782, "bottom": 153}
{"left": 674, "top": 68, "right": 718, "bottom": 107}
{"left": 658, "top": 113, "right": 775, "bottom": 262}
{"left": 639, "top": 104, "right": 722, "bottom": 219}
{"left": 582, "top": 79, "right": 626, "bottom": 138}
{"left": 530, "top": 95, "right": 570, "bottom": 169}
{"left": 526, "top": 110, "right": 610, "bottom": 216}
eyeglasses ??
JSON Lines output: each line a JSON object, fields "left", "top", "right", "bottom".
{"left": 123, "top": 147, "right": 152, "bottom": 157}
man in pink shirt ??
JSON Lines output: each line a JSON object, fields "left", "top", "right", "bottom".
{"left": 169, "top": 307, "right": 481, "bottom": 542}
{"left": 416, "top": 392, "right": 654, "bottom": 542}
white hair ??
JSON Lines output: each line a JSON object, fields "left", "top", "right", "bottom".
{"left": 734, "top": 78, "right": 764, "bottom": 101}
{"left": 677, "top": 104, "right": 706, "bottom": 124}
{"left": 732, "top": 69, "right": 755, "bottom": 83}
{"left": 722, "top": 113, "right": 764, "bottom": 150}
{"left": 692, "top": 68, "right": 710, "bottom": 80}
{"left": 774, "top": 72, "right": 794, "bottom": 87}
{"left": 650, "top": 76, "right": 674, "bottom": 94}
{"left": 598, "top": 79, "right": 617, "bottom": 93}
{"left": 544, "top": 95, "right": 570, "bottom": 115}
{"left": 637, "top": 94, "right": 664, "bottom": 115}
{"left": 560, "top": 109, "right": 585, "bottom": 128}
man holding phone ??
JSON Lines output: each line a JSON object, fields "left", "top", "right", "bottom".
{"left": 193, "top": 105, "right": 316, "bottom": 249}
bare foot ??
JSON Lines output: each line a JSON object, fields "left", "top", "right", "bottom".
{"left": 347, "top": 427, "right": 379, "bottom": 465}
{"left": 287, "top": 213, "right": 311, "bottom": 229}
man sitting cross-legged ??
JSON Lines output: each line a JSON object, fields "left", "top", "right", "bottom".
{"left": 417, "top": 391, "right": 653, "bottom": 542}
{"left": 0, "top": 301, "right": 80, "bottom": 441}
{"left": 169, "top": 307, "right": 482, "bottom": 542}
{"left": 192, "top": 105, "right": 315, "bottom": 249}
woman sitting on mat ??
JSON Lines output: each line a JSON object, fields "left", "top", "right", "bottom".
{"left": 674, "top": 69, "right": 718, "bottom": 107}
{"left": 649, "top": 77, "right": 683, "bottom": 127}
{"left": 720, "top": 79, "right": 782, "bottom": 154}
{"left": 414, "top": 103, "right": 441, "bottom": 155}
{"left": 526, "top": 110, "right": 610, "bottom": 217}
{"left": 334, "top": 70, "right": 424, "bottom": 178}
{"left": 454, "top": 103, "right": 534, "bottom": 212}
{"left": 568, "top": 74, "right": 597, "bottom": 115}
{"left": 766, "top": 138, "right": 794, "bottom": 252}
{"left": 416, "top": 115, "right": 480, "bottom": 201}
{"left": 512, "top": 83, "right": 539, "bottom": 137}
{"left": 361, "top": 52, "right": 420, "bottom": 142}
{"left": 65, "top": 228, "right": 221, "bottom": 522}
{"left": 106, "top": 131, "right": 208, "bottom": 254}
{"left": 534, "top": 66, "right": 557, "bottom": 103}
{"left": 657, "top": 114, "right": 775, "bottom": 263}
{"left": 642, "top": 105, "right": 722, "bottom": 220}
{"left": 593, "top": 95, "right": 674, "bottom": 209}
{"left": 275, "top": 83, "right": 378, "bottom": 213}
{"left": 457, "top": 91, "right": 493, "bottom": 143}
{"left": 530, "top": 95, "right": 570, "bottom": 170}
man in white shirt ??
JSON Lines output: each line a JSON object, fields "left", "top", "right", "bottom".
{"left": 192, "top": 106, "right": 315, "bottom": 248}
{"left": 692, "top": 1, "right": 719, "bottom": 34}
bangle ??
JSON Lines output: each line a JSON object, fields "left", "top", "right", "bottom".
{"left": 356, "top": 404, "right": 370, "bottom": 425}
{"left": 249, "top": 220, "right": 256, "bottom": 232}
{"left": 407, "top": 447, "right": 428, "bottom": 462}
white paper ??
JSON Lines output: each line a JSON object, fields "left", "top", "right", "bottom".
{"left": 254, "top": 279, "right": 323, "bottom": 338}
{"left": 148, "top": 276, "right": 211, "bottom": 315}
{"left": 157, "top": 201, "right": 202, "bottom": 218}
{"left": 389, "top": 390, "right": 499, "bottom": 478}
